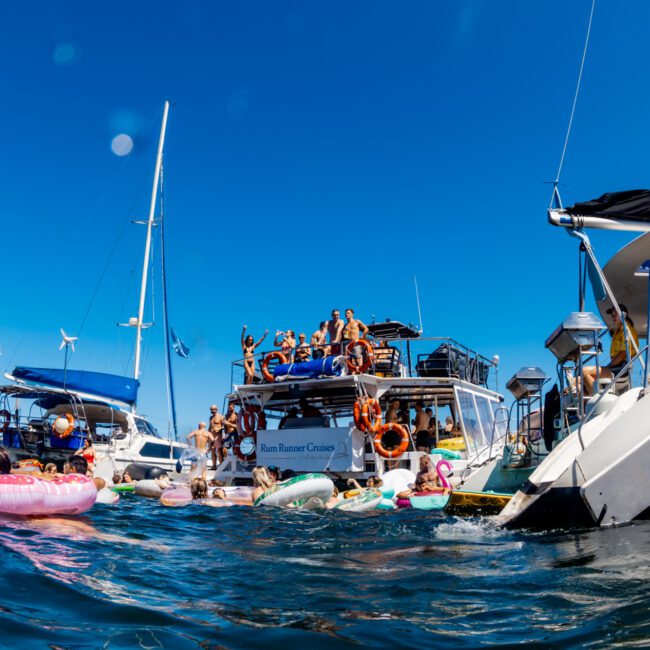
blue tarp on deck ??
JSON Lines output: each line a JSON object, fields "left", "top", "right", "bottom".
{"left": 273, "top": 356, "right": 342, "bottom": 380}
{"left": 11, "top": 367, "right": 139, "bottom": 406}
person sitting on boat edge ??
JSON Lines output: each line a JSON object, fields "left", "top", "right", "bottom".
{"left": 251, "top": 466, "right": 276, "bottom": 502}
{"left": 295, "top": 333, "right": 311, "bottom": 363}
{"left": 582, "top": 304, "right": 640, "bottom": 395}
{"left": 241, "top": 325, "right": 268, "bottom": 385}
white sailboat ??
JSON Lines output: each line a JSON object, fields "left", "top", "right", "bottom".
{"left": 0, "top": 101, "right": 188, "bottom": 480}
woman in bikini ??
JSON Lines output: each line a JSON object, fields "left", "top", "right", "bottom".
{"left": 241, "top": 325, "right": 269, "bottom": 384}
{"left": 274, "top": 330, "right": 296, "bottom": 362}
{"left": 74, "top": 437, "right": 96, "bottom": 474}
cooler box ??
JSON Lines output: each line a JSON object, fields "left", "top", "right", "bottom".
{"left": 48, "top": 430, "right": 85, "bottom": 450}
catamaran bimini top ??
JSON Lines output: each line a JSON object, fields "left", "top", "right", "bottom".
{"left": 7, "top": 366, "right": 139, "bottom": 408}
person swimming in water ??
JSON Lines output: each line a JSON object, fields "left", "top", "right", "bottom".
{"left": 190, "top": 478, "right": 208, "bottom": 499}
{"left": 251, "top": 466, "right": 276, "bottom": 502}
{"left": 44, "top": 463, "right": 58, "bottom": 477}
{"left": 241, "top": 325, "right": 268, "bottom": 385}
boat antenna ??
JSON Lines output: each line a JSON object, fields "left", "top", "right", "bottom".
{"left": 414, "top": 275, "right": 423, "bottom": 334}
{"left": 550, "top": 0, "right": 596, "bottom": 208}
{"left": 132, "top": 101, "right": 170, "bottom": 390}
{"left": 159, "top": 155, "right": 179, "bottom": 441}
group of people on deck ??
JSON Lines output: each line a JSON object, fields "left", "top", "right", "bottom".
{"left": 241, "top": 308, "right": 369, "bottom": 384}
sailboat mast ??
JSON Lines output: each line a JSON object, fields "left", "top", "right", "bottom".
{"left": 134, "top": 100, "right": 170, "bottom": 383}
{"left": 159, "top": 161, "right": 179, "bottom": 441}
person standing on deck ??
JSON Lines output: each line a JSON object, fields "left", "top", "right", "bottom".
{"left": 222, "top": 403, "right": 239, "bottom": 451}
{"left": 295, "top": 333, "right": 311, "bottom": 362}
{"left": 413, "top": 401, "right": 431, "bottom": 453}
{"left": 208, "top": 405, "right": 226, "bottom": 469}
{"left": 343, "top": 308, "right": 368, "bottom": 341}
{"left": 187, "top": 423, "right": 214, "bottom": 479}
{"left": 241, "top": 325, "right": 268, "bottom": 385}
{"left": 311, "top": 322, "right": 326, "bottom": 359}
{"left": 320, "top": 309, "right": 345, "bottom": 355}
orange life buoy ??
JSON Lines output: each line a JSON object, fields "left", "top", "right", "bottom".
{"left": 18, "top": 458, "right": 43, "bottom": 470}
{"left": 346, "top": 339, "right": 374, "bottom": 374}
{"left": 52, "top": 413, "right": 75, "bottom": 439}
{"left": 353, "top": 398, "right": 382, "bottom": 433}
{"left": 373, "top": 422, "right": 410, "bottom": 459}
{"left": 261, "top": 351, "right": 287, "bottom": 382}
{"left": 0, "top": 409, "right": 10, "bottom": 433}
{"left": 237, "top": 406, "right": 259, "bottom": 435}
{"left": 234, "top": 432, "right": 257, "bottom": 462}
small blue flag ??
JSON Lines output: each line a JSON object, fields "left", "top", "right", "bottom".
{"left": 171, "top": 328, "right": 190, "bottom": 358}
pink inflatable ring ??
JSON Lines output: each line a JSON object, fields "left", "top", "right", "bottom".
{"left": 0, "top": 474, "right": 97, "bottom": 516}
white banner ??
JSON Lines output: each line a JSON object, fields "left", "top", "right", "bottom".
{"left": 257, "top": 427, "right": 365, "bottom": 472}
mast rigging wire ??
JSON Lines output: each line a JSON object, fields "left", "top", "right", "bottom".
{"left": 552, "top": 0, "right": 597, "bottom": 203}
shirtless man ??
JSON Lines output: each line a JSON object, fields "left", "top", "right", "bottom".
{"left": 343, "top": 308, "right": 368, "bottom": 341}
{"left": 223, "top": 403, "right": 239, "bottom": 449}
{"left": 413, "top": 401, "right": 431, "bottom": 452}
{"left": 385, "top": 398, "right": 400, "bottom": 424}
{"left": 208, "top": 405, "right": 226, "bottom": 469}
{"left": 311, "top": 322, "right": 326, "bottom": 359}
{"left": 187, "top": 422, "right": 214, "bottom": 479}
{"left": 320, "top": 309, "right": 345, "bottom": 355}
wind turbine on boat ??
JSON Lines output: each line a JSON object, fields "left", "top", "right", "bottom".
{"left": 59, "top": 328, "right": 78, "bottom": 386}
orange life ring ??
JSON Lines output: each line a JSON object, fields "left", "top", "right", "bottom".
{"left": 261, "top": 352, "right": 287, "bottom": 382}
{"left": 237, "top": 406, "right": 259, "bottom": 435}
{"left": 52, "top": 413, "right": 75, "bottom": 439}
{"left": 353, "top": 398, "right": 382, "bottom": 433}
{"left": 0, "top": 409, "right": 10, "bottom": 433}
{"left": 346, "top": 339, "right": 374, "bottom": 374}
{"left": 373, "top": 422, "right": 410, "bottom": 459}
{"left": 18, "top": 458, "right": 43, "bottom": 470}
{"left": 234, "top": 432, "right": 257, "bottom": 462}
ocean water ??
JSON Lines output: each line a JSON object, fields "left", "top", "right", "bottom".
{"left": 0, "top": 496, "right": 649, "bottom": 649}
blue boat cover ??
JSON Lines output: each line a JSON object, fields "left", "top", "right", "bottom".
{"left": 11, "top": 367, "right": 139, "bottom": 406}
{"left": 273, "top": 356, "right": 342, "bottom": 380}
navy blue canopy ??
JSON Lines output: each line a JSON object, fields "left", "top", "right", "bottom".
{"left": 11, "top": 367, "right": 139, "bottom": 406}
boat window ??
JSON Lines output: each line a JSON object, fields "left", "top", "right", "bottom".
{"left": 455, "top": 389, "right": 485, "bottom": 455}
{"left": 140, "top": 442, "right": 184, "bottom": 459}
{"left": 475, "top": 396, "right": 496, "bottom": 445}
{"left": 136, "top": 419, "right": 160, "bottom": 438}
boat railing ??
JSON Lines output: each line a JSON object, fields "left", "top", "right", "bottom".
{"left": 230, "top": 336, "right": 498, "bottom": 391}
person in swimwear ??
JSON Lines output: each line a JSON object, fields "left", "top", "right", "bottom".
{"left": 274, "top": 329, "right": 296, "bottom": 361}
{"left": 325, "top": 485, "right": 340, "bottom": 509}
{"left": 294, "top": 333, "right": 311, "bottom": 363}
{"left": 64, "top": 454, "right": 105, "bottom": 490}
{"left": 44, "top": 463, "right": 58, "bottom": 477}
{"left": 397, "top": 456, "right": 446, "bottom": 498}
{"left": 187, "top": 423, "right": 213, "bottom": 479}
{"left": 209, "top": 404, "right": 226, "bottom": 468}
{"left": 320, "top": 309, "right": 345, "bottom": 355}
{"left": 241, "top": 325, "right": 268, "bottom": 385}
{"left": 122, "top": 470, "right": 135, "bottom": 483}
{"left": 251, "top": 466, "right": 276, "bottom": 502}
{"left": 311, "top": 322, "right": 326, "bottom": 359}
{"left": 222, "top": 403, "right": 239, "bottom": 450}
{"left": 74, "top": 438, "right": 96, "bottom": 474}
{"left": 190, "top": 477, "right": 208, "bottom": 499}
{"left": 343, "top": 308, "right": 369, "bottom": 341}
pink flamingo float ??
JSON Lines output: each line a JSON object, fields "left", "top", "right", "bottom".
{"left": 396, "top": 460, "right": 453, "bottom": 510}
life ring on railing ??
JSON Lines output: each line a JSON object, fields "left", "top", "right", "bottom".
{"left": 237, "top": 406, "right": 259, "bottom": 435}
{"left": 261, "top": 352, "right": 287, "bottom": 382}
{"left": 346, "top": 339, "right": 374, "bottom": 374}
{"left": 52, "top": 413, "right": 75, "bottom": 439}
{"left": 373, "top": 423, "right": 410, "bottom": 459}
{"left": 353, "top": 398, "right": 382, "bottom": 433}
{"left": 0, "top": 409, "right": 10, "bottom": 433}
{"left": 233, "top": 432, "right": 257, "bottom": 462}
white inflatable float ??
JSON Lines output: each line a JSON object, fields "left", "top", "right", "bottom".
{"left": 134, "top": 479, "right": 163, "bottom": 498}
{"left": 254, "top": 473, "right": 334, "bottom": 508}
{"left": 95, "top": 487, "right": 120, "bottom": 505}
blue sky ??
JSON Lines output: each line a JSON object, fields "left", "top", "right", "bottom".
{"left": 1, "top": 1, "right": 649, "bottom": 436}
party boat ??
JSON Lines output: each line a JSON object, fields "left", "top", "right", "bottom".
{"left": 216, "top": 321, "right": 547, "bottom": 494}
